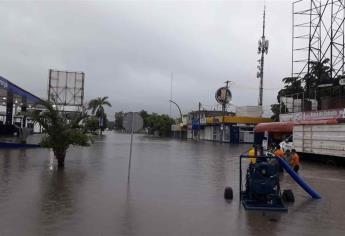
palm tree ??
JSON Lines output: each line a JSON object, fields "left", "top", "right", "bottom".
{"left": 310, "top": 58, "right": 332, "bottom": 82}
{"left": 88, "top": 96, "right": 112, "bottom": 135}
{"left": 304, "top": 58, "right": 333, "bottom": 97}
{"left": 278, "top": 77, "right": 304, "bottom": 101}
{"left": 30, "top": 100, "right": 91, "bottom": 168}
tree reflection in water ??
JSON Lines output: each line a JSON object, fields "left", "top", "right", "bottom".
{"left": 38, "top": 167, "right": 85, "bottom": 235}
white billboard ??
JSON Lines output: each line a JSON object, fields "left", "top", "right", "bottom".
{"left": 48, "top": 69, "right": 85, "bottom": 107}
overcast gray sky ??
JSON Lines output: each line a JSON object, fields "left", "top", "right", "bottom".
{"left": 0, "top": 0, "right": 293, "bottom": 117}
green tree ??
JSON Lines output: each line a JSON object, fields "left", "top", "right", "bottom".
{"left": 84, "top": 116, "right": 99, "bottom": 134}
{"left": 304, "top": 58, "right": 332, "bottom": 97}
{"left": 146, "top": 113, "right": 175, "bottom": 136}
{"left": 277, "top": 77, "right": 304, "bottom": 102}
{"left": 271, "top": 77, "right": 303, "bottom": 120}
{"left": 270, "top": 103, "right": 287, "bottom": 122}
{"left": 271, "top": 58, "right": 335, "bottom": 120}
{"left": 107, "top": 120, "right": 115, "bottom": 130}
{"left": 88, "top": 96, "right": 112, "bottom": 135}
{"left": 139, "top": 110, "right": 149, "bottom": 128}
{"left": 30, "top": 100, "right": 91, "bottom": 168}
{"left": 114, "top": 111, "right": 124, "bottom": 130}
{"left": 270, "top": 104, "right": 280, "bottom": 122}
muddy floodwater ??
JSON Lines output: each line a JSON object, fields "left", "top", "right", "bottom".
{"left": 1, "top": 132, "right": 345, "bottom": 236}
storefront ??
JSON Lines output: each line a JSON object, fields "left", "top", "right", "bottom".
{"left": 197, "top": 116, "right": 272, "bottom": 143}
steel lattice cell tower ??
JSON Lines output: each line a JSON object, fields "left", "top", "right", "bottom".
{"left": 292, "top": 0, "right": 345, "bottom": 79}
{"left": 257, "top": 6, "right": 269, "bottom": 106}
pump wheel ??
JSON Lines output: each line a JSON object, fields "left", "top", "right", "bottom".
{"left": 224, "top": 187, "right": 233, "bottom": 200}
{"left": 282, "top": 189, "right": 295, "bottom": 203}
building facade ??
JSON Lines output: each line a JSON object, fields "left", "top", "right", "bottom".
{"left": 181, "top": 108, "right": 271, "bottom": 144}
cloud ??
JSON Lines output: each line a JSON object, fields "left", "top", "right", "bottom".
{"left": 0, "top": 0, "right": 292, "bottom": 117}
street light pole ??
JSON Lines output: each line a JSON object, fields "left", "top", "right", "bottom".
{"left": 169, "top": 100, "right": 183, "bottom": 140}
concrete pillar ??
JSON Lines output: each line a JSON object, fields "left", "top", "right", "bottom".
{"left": 6, "top": 91, "right": 13, "bottom": 125}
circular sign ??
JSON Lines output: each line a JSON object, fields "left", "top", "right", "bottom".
{"left": 215, "top": 87, "right": 232, "bottom": 105}
{"left": 339, "top": 78, "right": 345, "bottom": 86}
{"left": 123, "top": 112, "right": 144, "bottom": 133}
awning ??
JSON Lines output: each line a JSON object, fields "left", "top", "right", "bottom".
{"left": 255, "top": 119, "right": 339, "bottom": 133}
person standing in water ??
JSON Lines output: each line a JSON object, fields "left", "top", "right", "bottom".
{"left": 284, "top": 149, "right": 292, "bottom": 164}
{"left": 290, "top": 149, "right": 300, "bottom": 174}
{"left": 274, "top": 145, "right": 285, "bottom": 173}
{"left": 274, "top": 145, "right": 285, "bottom": 158}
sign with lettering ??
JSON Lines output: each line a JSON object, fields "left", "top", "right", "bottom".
{"left": 0, "top": 78, "right": 8, "bottom": 89}
{"left": 215, "top": 87, "right": 231, "bottom": 105}
{"left": 304, "top": 109, "right": 345, "bottom": 120}
{"left": 279, "top": 108, "right": 345, "bottom": 122}
{"left": 279, "top": 112, "right": 302, "bottom": 122}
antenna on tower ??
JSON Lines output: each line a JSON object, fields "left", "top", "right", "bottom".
{"left": 257, "top": 5, "right": 269, "bottom": 106}
{"left": 170, "top": 72, "right": 173, "bottom": 117}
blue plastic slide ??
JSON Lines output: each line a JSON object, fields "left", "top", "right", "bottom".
{"left": 276, "top": 157, "right": 322, "bottom": 199}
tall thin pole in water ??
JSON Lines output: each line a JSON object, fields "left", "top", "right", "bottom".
{"left": 198, "top": 102, "right": 201, "bottom": 141}
{"left": 128, "top": 112, "right": 134, "bottom": 182}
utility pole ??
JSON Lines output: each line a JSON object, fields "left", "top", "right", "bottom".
{"left": 198, "top": 102, "right": 201, "bottom": 141}
{"left": 170, "top": 73, "right": 173, "bottom": 117}
{"left": 257, "top": 5, "right": 269, "bottom": 106}
{"left": 220, "top": 80, "right": 231, "bottom": 143}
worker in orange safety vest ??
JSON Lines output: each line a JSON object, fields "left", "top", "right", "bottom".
{"left": 290, "top": 149, "right": 300, "bottom": 174}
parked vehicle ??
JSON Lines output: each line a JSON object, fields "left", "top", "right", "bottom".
{"left": 255, "top": 120, "right": 345, "bottom": 164}
{"left": 254, "top": 122, "right": 293, "bottom": 149}
{"left": 293, "top": 122, "right": 345, "bottom": 159}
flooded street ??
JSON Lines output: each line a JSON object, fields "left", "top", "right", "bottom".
{"left": 1, "top": 132, "right": 345, "bottom": 236}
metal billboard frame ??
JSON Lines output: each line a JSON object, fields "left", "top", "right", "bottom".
{"left": 48, "top": 69, "right": 85, "bottom": 110}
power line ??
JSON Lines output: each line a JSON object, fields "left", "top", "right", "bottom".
{"left": 231, "top": 83, "right": 281, "bottom": 91}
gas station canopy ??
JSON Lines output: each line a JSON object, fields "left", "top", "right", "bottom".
{"left": 0, "top": 75, "right": 42, "bottom": 106}
{"left": 0, "top": 75, "right": 43, "bottom": 126}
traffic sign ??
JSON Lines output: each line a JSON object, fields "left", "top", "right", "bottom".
{"left": 123, "top": 112, "right": 143, "bottom": 133}
{"left": 123, "top": 112, "right": 144, "bottom": 182}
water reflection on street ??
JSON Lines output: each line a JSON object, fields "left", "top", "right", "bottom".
{"left": 1, "top": 132, "right": 345, "bottom": 235}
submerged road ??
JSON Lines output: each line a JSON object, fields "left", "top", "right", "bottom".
{"left": 1, "top": 132, "right": 345, "bottom": 235}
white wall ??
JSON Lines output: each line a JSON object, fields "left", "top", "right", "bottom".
{"left": 294, "top": 124, "right": 345, "bottom": 157}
